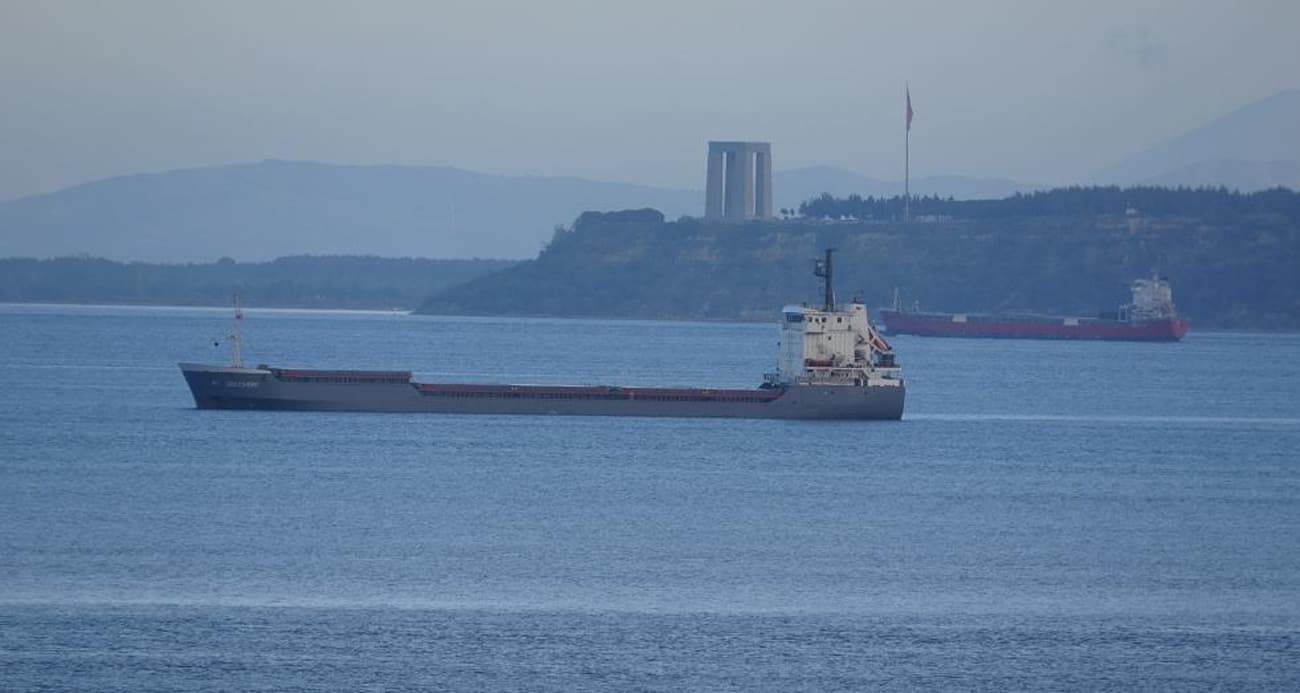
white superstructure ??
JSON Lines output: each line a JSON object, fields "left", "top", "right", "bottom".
{"left": 1125, "top": 273, "right": 1179, "bottom": 321}
{"left": 771, "top": 249, "right": 903, "bottom": 388}
{"left": 776, "top": 300, "right": 902, "bottom": 387}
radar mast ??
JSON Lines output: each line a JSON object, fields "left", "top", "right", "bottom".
{"left": 230, "top": 293, "right": 243, "bottom": 368}
{"left": 813, "top": 248, "right": 836, "bottom": 311}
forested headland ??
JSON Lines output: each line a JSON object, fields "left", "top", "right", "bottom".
{"left": 418, "top": 187, "right": 1300, "bottom": 329}
{"left": 796, "top": 185, "right": 1300, "bottom": 222}
{"left": 0, "top": 255, "right": 514, "bottom": 309}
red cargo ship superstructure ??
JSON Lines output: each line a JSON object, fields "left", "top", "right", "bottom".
{"left": 879, "top": 274, "right": 1189, "bottom": 342}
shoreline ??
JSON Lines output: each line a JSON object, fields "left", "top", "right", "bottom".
{"left": 3, "top": 300, "right": 1298, "bottom": 334}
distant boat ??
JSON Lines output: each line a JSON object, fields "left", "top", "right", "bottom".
{"left": 180, "top": 251, "right": 907, "bottom": 419}
{"left": 879, "top": 274, "right": 1189, "bottom": 342}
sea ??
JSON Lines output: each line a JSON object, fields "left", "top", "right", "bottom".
{"left": 1, "top": 303, "right": 1297, "bottom": 691}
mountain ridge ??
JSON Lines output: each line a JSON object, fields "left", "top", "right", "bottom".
{"left": 0, "top": 160, "right": 1047, "bottom": 262}
{"left": 1096, "top": 89, "right": 1300, "bottom": 187}
{"left": 0, "top": 160, "right": 702, "bottom": 262}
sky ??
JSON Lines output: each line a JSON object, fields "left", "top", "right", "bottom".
{"left": 2, "top": 0, "right": 1298, "bottom": 200}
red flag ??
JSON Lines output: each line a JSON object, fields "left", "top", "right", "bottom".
{"left": 906, "top": 87, "right": 914, "bottom": 131}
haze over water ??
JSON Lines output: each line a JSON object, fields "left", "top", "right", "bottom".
{"left": 1, "top": 304, "right": 1297, "bottom": 690}
{"left": 5, "top": 2, "right": 1300, "bottom": 200}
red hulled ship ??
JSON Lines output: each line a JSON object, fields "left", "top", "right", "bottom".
{"left": 879, "top": 275, "right": 1189, "bottom": 342}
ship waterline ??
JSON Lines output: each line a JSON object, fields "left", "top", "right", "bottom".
{"left": 881, "top": 274, "right": 1189, "bottom": 342}
{"left": 179, "top": 250, "right": 906, "bottom": 420}
{"left": 878, "top": 310, "right": 1188, "bottom": 341}
{"left": 179, "top": 363, "right": 905, "bottom": 420}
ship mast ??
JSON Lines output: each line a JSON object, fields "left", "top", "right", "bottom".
{"left": 230, "top": 293, "right": 243, "bottom": 368}
{"left": 813, "top": 248, "right": 836, "bottom": 311}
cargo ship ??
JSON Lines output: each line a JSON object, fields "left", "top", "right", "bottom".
{"left": 180, "top": 251, "right": 905, "bottom": 419}
{"left": 878, "top": 274, "right": 1189, "bottom": 341}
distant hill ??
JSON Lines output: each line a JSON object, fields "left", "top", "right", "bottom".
{"left": 0, "top": 160, "right": 701, "bottom": 262}
{"left": 0, "top": 159, "right": 1059, "bottom": 264}
{"left": 1140, "top": 159, "right": 1300, "bottom": 190}
{"left": 1098, "top": 89, "right": 1300, "bottom": 189}
{"left": 0, "top": 255, "right": 514, "bottom": 309}
{"left": 418, "top": 187, "right": 1300, "bottom": 330}
{"left": 774, "top": 166, "right": 1042, "bottom": 207}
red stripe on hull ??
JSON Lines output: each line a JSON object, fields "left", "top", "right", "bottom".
{"left": 417, "top": 382, "right": 784, "bottom": 402}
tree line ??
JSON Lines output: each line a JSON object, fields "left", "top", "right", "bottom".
{"left": 797, "top": 186, "right": 1300, "bottom": 224}
{"left": 420, "top": 201, "right": 1300, "bottom": 329}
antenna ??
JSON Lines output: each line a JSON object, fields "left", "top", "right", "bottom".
{"left": 230, "top": 293, "right": 243, "bottom": 368}
{"left": 813, "top": 248, "right": 836, "bottom": 311}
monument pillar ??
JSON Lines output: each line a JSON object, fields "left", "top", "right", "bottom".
{"left": 705, "top": 148, "right": 725, "bottom": 218}
{"left": 725, "top": 149, "right": 754, "bottom": 219}
{"left": 755, "top": 148, "right": 773, "bottom": 219}
{"left": 705, "top": 141, "right": 774, "bottom": 220}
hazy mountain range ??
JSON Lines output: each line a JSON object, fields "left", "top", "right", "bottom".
{"left": 0, "top": 162, "right": 699, "bottom": 262}
{"left": 1096, "top": 89, "right": 1300, "bottom": 185}
{"left": 0, "top": 161, "right": 1047, "bottom": 262}
{"left": 1, "top": 90, "right": 1296, "bottom": 262}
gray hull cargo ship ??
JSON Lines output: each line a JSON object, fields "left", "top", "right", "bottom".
{"left": 180, "top": 251, "right": 905, "bottom": 420}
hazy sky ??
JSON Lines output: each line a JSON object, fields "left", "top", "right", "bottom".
{"left": 2, "top": 0, "right": 1298, "bottom": 200}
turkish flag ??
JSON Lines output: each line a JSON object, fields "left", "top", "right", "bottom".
{"left": 906, "top": 87, "right": 914, "bottom": 131}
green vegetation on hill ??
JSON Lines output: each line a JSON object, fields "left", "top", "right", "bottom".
{"left": 0, "top": 255, "right": 515, "bottom": 309}
{"left": 418, "top": 188, "right": 1300, "bottom": 329}
{"left": 799, "top": 186, "right": 1300, "bottom": 222}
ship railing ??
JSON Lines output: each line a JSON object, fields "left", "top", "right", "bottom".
{"left": 802, "top": 364, "right": 903, "bottom": 382}
{"left": 801, "top": 366, "right": 873, "bottom": 382}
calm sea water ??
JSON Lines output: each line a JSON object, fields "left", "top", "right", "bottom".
{"left": 1, "top": 304, "right": 1298, "bottom": 691}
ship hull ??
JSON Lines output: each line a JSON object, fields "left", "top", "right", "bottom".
{"left": 180, "top": 364, "right": 905, "bottom": 420}
{"left": 879, "top": 310, "right": 1189, "bottom": 342}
